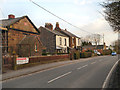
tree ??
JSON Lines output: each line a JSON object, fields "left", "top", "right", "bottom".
{"left": 85, "top": 34, "right": 102, "bottom": 45}
{"left": 112, "top": 40, "right": 120, "bottom": 53}
{"left": 81, "top": 41, "right": 92, "bottom": 46}
{"left": 102, "top": 1, "right": 120, "bottom": 32}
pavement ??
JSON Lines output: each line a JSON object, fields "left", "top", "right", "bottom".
{"left": 2, "top": 56, "right": 99, "bottom": 81}
{"left": 2, "top": 55, "right": 118, "bottom": 88}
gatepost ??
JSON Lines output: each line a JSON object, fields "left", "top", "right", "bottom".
{"left": 12, "top": 51, "right": 17, "bottom": 70}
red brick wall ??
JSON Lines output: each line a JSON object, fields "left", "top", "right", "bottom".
{"left": 7, "top": 17, "right": 39, "bottom": 54}
{"left": 29, "top": 54, "right": 69, "bottom": 63}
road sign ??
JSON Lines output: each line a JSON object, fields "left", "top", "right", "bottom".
{"left": 17, "top": 57, "right": 29, "bottom": 65}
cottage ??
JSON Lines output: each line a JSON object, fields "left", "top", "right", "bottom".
{"left": 0, "top": 14, "right": 43, "bottom": 56}
{"left": 39, "top": 23, "right": 69, "bottom": 53}
{"left": 54, "top": 22, "right": 81, "bottom": 49}
{"left": 82, "top": 43, "right": 107, "bottom": 51}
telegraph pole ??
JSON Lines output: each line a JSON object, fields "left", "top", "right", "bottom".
{"left": 103, "top": 33, "right": 104, "bottom": 45}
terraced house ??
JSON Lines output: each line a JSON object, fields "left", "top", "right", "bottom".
{"left": 54, "top": 22, "right": 82, "bottom": 49}
{"left": 0, "top": 14, "right": 43, "bottom": 57}
{"left": 39, "top": 23, "right": 69, "bottom": 53}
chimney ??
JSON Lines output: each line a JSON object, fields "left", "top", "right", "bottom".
{"left": 55, "top": 22, "right": 61, "bottom": 30}
{"left": 8, "top": 14, "right": 15, "bottom": 19}
{"left": 56, "top": 22, "right": 59, "bottom": 28}
{"left": 45, "top": 23, "right": 53, "bottom": 30}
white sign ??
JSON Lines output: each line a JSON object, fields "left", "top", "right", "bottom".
{"left": 17, "top": 57, "right": 29, "bottom": 65}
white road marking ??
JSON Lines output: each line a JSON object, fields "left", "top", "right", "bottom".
{"left": 102, "top": 60, "right": 120, "bottom": 89}
{"left": 48, "top": 71, "right": 72, "bottom": 83}
{"left": 77, "top": 64, "right": 88, "bottom": 70}
{"left": 91, "top": 62, "right": 96, "bottom": 64}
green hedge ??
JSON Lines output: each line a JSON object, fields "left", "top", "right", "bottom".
{"left": 73, "top": 51, "right": 92, "bottom": 59}
{"left": 102, "top": 49, "right": 112, "bottom": 55}
{"left": 57, "top": 53, "right": 68, "bottom": 55}
{"left": 80, "top": 52, "right": 92, "bottom": 58}
{"left": 74, "top": 51, "right": 80, "bottom": 59}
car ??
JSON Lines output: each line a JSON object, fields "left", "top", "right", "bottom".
{"left": 111, "top": 52, "right": 117, "bottom": 56}
{"left": 97, "top": 52, "right": 101, "bottom": 56}
{"left": 94, "top": 50, "right": 101, "bottom": 56}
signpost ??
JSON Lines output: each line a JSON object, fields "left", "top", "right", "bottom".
{"left": 16, "top": 57, "right": 29, "bottom": 65}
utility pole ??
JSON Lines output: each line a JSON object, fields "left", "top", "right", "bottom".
{"left": 103, "top": 33, "right": 104, "bottom": 45}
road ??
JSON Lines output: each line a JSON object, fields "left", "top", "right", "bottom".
{"left": 3, "top": 55, "right": 118, "bottom": 88}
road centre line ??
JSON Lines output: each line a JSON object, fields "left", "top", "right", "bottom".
{"left": 48, "top": 71, "right": 72, "bottom": 83}
{"left": 91, "top": 62, "right": 96, "bottom": 64}
{"left": 77, "top": 64, "right": 88, "bottom": 70}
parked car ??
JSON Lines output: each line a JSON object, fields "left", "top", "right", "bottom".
{"left": 97, "top": 51, "right": 101, "bottom": 56}
{"left": 111, "top": 52, "right": 117, "bottom": 56}
{"left": 94, "top": 50, "right": 101, "bottom": 56}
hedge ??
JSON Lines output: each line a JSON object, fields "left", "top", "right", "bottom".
{"left": 80, "top": 52, "right": 92, "bottom": 58}
{"left": 73, "top": 51, "right": 92, "bottom": 59}
{"left": 102, "top": 49, "right": 112, "bottom": 55}
{"left": 74, "top": 51, "right": 80, "bottom": 59}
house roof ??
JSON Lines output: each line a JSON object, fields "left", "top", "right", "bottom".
{"left": 1, "top": 17, "right": 22, "bottom": 27}
{"left": 40, "top": 26, "right": 68, "bottom": 37}
{"left": 0, "top": 16, "right": 40, "bottom": 33}
{"left": 82, "top": 45, "right": 95, "bottom": 49}
{"left": 82, "top": 45, "right": 104, "bottom": 50}
{"left": 96, "top": 45, "right": 104, "bottom": 49}
{"left": 55, "top": 29, "right": 80, "bottom": 38}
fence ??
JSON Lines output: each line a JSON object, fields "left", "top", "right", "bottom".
{"left": 2, "top": 55, "right": 13, "bottom": 70}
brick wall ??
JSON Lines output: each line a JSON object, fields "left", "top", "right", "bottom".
{"left": 7, "top": 17, "right": 40, "bottom": 55}
{"left": 29, "top": 54, "right": 69, "bottom": 63}
{"left": 39, "top": 27, "right": 56, "bottom": 53}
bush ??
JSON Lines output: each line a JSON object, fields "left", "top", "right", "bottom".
{"left": 80, "top": 52, "right": 92, "bottom": 58}
{"left": 102, "top": 50, "right": 112, "bottom": 55}
{"left": 42, "top": 53, "right": 47, "bottom": 56}
{"left": 74, "top": 51, "right": 80, "bottom": 59}
{"left": 86, "top": 50, "right": 94, "bottom": 53}
{"left": 57, "top": 53, "right": 68, "bottom": 55}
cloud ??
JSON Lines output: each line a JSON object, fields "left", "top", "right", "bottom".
{"left": 74, "top": 0, "right": 89, "bottom": 5}
{"left": 74, "top": 0, "right": 105, "bottom": 5}
{"left": 79, "top": 17, "right": 118, "bottom": 45}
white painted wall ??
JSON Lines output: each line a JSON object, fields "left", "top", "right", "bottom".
{"left": 56, "top": 35, "right": 69, "bottom": 48}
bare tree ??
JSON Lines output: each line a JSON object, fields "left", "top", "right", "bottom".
{"left": 85, "top": 34, "right": 102, "bottom": 45}
{"left": 102, "top": 1, "right": 120, "bottom": 32}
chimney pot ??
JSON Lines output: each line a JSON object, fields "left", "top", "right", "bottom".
{"left": 56, "top": 22, "right": 59, "bottom": 28}
{"left": 55, "top": 22, "right": 61, "bottom": 30}
{"left": 45, "top": 23, "right": 53, "bottom": 30}
{"left": 8, "top": 14, "right": 15, "bottom": 19}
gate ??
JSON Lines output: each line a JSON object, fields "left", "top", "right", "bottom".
{"left": 2, "top": 55, "right": 13, "bottom": 70}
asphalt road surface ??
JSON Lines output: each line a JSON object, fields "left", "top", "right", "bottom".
{"left": 3, "top": 55, "right": 118, "bottom": 88}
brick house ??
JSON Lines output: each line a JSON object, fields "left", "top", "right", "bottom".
{"left": 54, "top": 22, "right": 82, "bottom": 49}
{"left": 0, "top": 14, "right": 43, "bottom": 56}
{"left": 82, "top": 43, "right": 107, "bottom": 52}
{"left": 39, "top": 23, "right": 69, "bottom": 53}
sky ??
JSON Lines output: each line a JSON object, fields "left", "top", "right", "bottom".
{"left": 0, "top": 0, "right": 118, "bottom": 46}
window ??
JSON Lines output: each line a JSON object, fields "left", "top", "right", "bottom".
{"left": 65, "top": 39, "right": 66, "bottom": 46}
{"left": 60, "top": 37, "right": 62, "bottom": 45}
{"left": 35, "top": 44, "right": 38, "bottom": 52}
{"left": 72, "top": 38, "right": 74, "bottom": 44}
